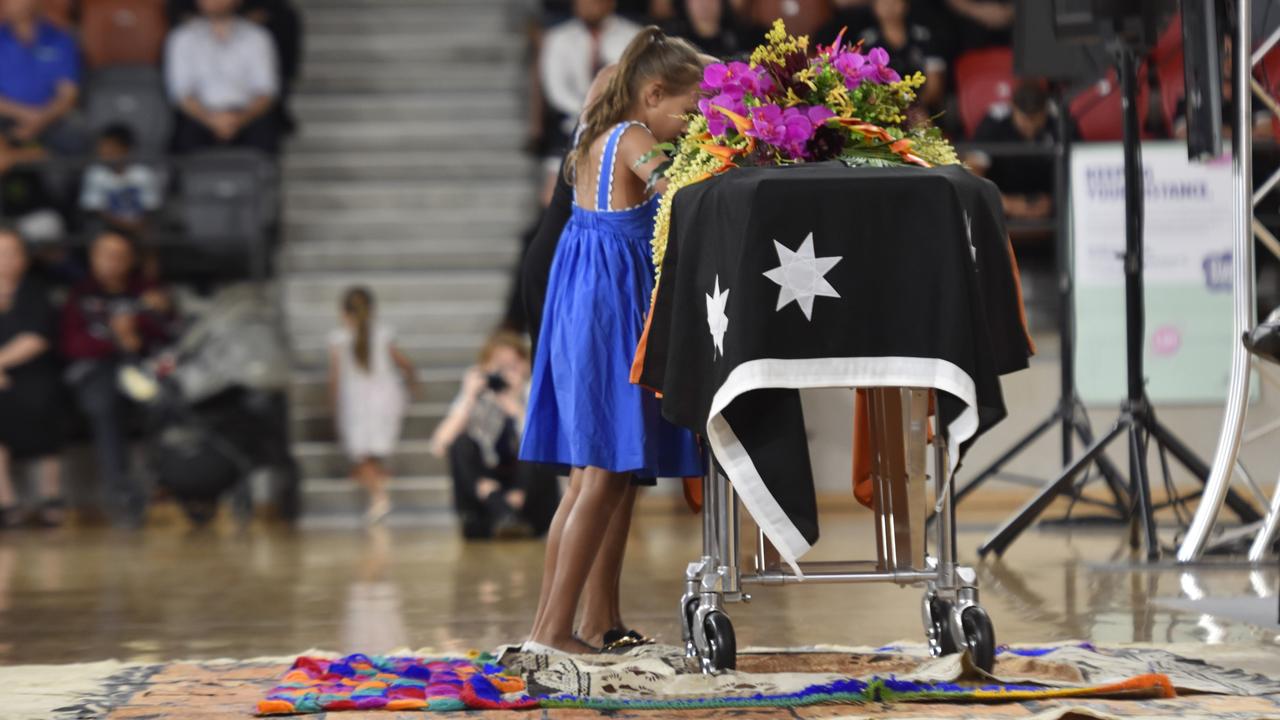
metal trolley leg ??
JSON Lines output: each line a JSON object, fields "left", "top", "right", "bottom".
{"left": 681, "top": 464, "right": 744, "bottom": 672}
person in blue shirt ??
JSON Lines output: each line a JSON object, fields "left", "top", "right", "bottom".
{"left": 0, "top": 0, "right": 87, "bottom": 155}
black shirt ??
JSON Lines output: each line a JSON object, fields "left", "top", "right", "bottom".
{"left": 0, "top": 276, "right": 56, "bottom": 378}
{"left": 972, "top": 110, "right": 1071, "bottom": 197}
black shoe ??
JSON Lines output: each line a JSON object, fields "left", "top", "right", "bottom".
{"left": 485, "top": 494, "right": 533, "bottom": 540}
{"left": 460, "top": 512, "right": 492, "bottom": 540}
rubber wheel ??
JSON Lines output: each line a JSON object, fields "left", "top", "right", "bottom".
{"left": 703, "top": 611, "right": 737, "bottom": 671}
{"left": 930, "top": 597, "right": 958, "bottom": 655}
{"left": 961, "top": 606, "right": 996, "bottom": 673}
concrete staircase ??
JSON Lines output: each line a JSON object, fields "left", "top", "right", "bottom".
{"left": 282, "top": 0, "right": 534, "bottom": 519}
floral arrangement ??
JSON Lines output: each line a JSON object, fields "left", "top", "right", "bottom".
{"left": 650, "top": 20, "right": 961, "bottom": 279}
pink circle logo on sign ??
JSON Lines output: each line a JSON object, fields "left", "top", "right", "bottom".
{"left": 1151, "top": 325, "right": 1182, "bottom": 357}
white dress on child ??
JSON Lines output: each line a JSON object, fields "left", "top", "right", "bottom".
{"left": 329, "top": 324, "right": 406, "bottom": 461}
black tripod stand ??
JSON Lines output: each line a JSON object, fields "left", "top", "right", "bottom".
{"left": 978, "top": 43, "right": 1262, "bottom": 560}
{"left": 953, "top": 84, "right": 1130, "bottom": 517}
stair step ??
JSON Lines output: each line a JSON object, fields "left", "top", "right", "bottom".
{"left": 290, "top": 93, "right": 519, "bottom": 122}
{"left": 283, "top": 217, "right": 528, "bottom": 244}
{"left": 301, "top": 475, "right": 454, "bottom": 516}
{"left": 284, "top": 270, "right": 510, "bottom": 303}
{"left": 291, "top": 333, "right": 496, "bottom": 367}
{"left": 292, "top": 402, "right": 449, "bottom": 443}
{"left": 306, "top": 33, "right": 521, "bottom": 63}
{"left": 296, "top": 65, "right": 521, "bottom": 94}
{"left": 286, "top": 299, "right": 506, "bottom": 335}
{"left": 284, "top": 150, "right": 533, "bottom": 182}
{"left": 283, "top": 239, "right": 520, "bottom": 272}
{"left": 295, "top": 439, "right": 444, "bottom": 478}
{"left": 291, "top": 366, "right": 465, "bottom": 407}
{"left": 284, "top": 182, "right": 533, "bottom": 212}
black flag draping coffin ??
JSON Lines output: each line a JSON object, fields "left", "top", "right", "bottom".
{"left": 638, "top": 162, "right": 1033, "bottom": 570}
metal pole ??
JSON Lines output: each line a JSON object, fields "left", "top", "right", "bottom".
{"left": 1178, "top": 0, "right": 1257, "bottom": 562}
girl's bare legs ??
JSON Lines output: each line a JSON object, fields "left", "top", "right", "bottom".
{"left": 577, "top": 482, "right": 638, "bottom": 645}
{"left": 354, "top": 459, "right": 390, "bottom": 522}
{"left": 0, "top": 446, "right": 15, "bottom": 521}
{"left": 528, "top": 466, "right": 629, "bottom": 652}
{"left": 35, "top": 456, "right": 64, "bottom": 526}
{"left": 530, "top": 471, "right": 580, "bottom": 637}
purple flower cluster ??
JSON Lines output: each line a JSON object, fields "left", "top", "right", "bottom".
{"left": 746, "top": 104, "right": 834, "bottom": 159}
{"left": 830, "top": 46, "right": 900, "bottom": 90}
{"left": 698, "top": 61, "right": 774, "bottom": 136}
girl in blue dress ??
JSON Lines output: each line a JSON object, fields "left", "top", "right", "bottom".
{"left": 521, "top": 27, "right": 706, "bottom": 654}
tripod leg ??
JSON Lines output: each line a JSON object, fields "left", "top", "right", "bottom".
{"left": 1145, "top": 417, "right": 1262, "bottom": 524}
{"left": 1128, "top": 426, "right": 1159, "bottom": 560}
{"left": 978, "top": 420, "right": 1129, "bottom": 558}
{"left": 1072, "top": 414, "right": 1131, "bottom": 513}
{"left": 954, "top": 410, "right": 1060, "bottom": 506}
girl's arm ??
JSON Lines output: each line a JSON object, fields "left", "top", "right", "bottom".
{"left": 326, "top": 344, "right": 340, "bottom": 422}
{"left": 429, "top": 367, "right": 485, "bottom": 458}
{"left": 389, "top": 342, "right": 418, "bottom": 396}
{"left": 617, "top": 125, "right": 672, "bottom": 196}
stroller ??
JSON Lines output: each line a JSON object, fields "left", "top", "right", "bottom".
{"left": 133, "top": 285, "right": 300, "bottom": 525}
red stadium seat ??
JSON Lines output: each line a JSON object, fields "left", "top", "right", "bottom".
{"left": 954, "top": 47, "right": 1016, "bottom": 139}
{"left": 1155, "top": 46, "right": 1184, "bottom": 134}
{"left": 80, "top": 0, "right": 167, "bottom": 68}
{"left": 1069, "top": 66, "right": 1152, "bottom": 141}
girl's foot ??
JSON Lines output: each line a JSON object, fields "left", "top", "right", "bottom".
{"left": 525, "top": 634, "right": 597, "bottom": 655}
{"left": 365, "top": 495, "right": 391, "bottom": 525}
{"left": 35, "top": 498, "right": 67, "bottom": 528}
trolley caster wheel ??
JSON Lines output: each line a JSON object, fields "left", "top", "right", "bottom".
{"left": 928, "top": 597, "right": 958, "bottom": 656}
{"left": 702, "top": 611, "right": 737, "bottom": 672}
{"left": 681, "top": 597, "right": 700, "bottom": 655}
{"left": 961, "top": 606, "right": 996, "bottom": 674}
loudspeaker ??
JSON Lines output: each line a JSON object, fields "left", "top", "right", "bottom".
{"left": 1181, "top": 0, "right": 1224, "bottom": 159}
{"left": 1015, "top": 0, "right": 1109, "bottom": 82}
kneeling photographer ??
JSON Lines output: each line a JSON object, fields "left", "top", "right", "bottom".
{"left": 431, "top": 331, "right": 559, "bottom": 539}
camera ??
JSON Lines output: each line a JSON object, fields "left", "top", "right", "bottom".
{"left": 486, "top": 372, "right": 509, "bottom": 393}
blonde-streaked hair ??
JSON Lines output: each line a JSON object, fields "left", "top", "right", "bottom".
{"left": 478, "top": 329, "right": 530, "bottom": 365}
{"left": 565, "top": 26, "right": 704, "bottom": 184}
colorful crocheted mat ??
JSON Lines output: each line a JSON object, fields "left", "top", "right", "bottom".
{"left": 256, "top": 653, "right": 537, "bottom": 714}
{"left": 255, "top": 649, "right": 1176, "bottom": 715}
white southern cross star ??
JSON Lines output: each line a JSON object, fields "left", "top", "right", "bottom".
{"left": 706, "top": 275, "right": 730, "bottom": 357}
{"left": 762, "top": 232, "right": 842, "bottom": 321}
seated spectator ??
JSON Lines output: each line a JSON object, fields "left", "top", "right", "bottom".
{"left": 540, "top": 0, "right": 640, "bottom": 158}
{"left": 0, "top": 226, "right": 64, "bottom": 527}
{"left": 966, "top": 80, "right": 1074, "bottom": 222}
{"left": 168, "top": 0, "right": 301, "bottom": 134}
{"left": 943, "top": 0, "right": 1012, "bottom": 51}
{"left": 79, "top": 125, "right": 165, "bottom": 236}
{"left": 0, "top": 0, "right": 86, "bottom": 155}
{"left": 664, "top": 0, "right": 744, "bottom": 59}
{"left": 858, "top": 0, "right": 946, "bottom": 113}
{"left": 430, "top": 331, "right": 559, "bottom": 540}
{"left": 62, "top": 229, "right": 173, "bottom": 527}
{"left": 166, "top": 0, "right": 282, "bottom": 154}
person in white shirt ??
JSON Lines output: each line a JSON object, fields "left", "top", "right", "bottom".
{"left": 539, "top": 0, "right": 640, "bottom": 152}
{"left": 79, "top": 124, "right": 164, "bottom": 234}
{"left": 165, "top": 0, "right": 281, "bottom": 154}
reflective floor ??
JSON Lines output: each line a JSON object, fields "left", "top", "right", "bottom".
{"left": 0, "top": 501, "right": 1275, "bottom": 666}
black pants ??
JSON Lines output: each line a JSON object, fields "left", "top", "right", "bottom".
{"left": 172, "top": 111, "right": 283, "bottom": 155}
{"left": 447, "top": 430, "right": 559, "bottom": 538}
{"left": 70, "top": 361, "right": 143, "bottom": 524}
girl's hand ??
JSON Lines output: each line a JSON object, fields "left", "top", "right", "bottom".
{"left": 462, "top": 367, "right": 487, "bottom": 398}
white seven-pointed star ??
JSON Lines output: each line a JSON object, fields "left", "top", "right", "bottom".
{"left": 706, "top": 275, "right": 730, "bottom": 357}
{"left": 762, "top": 232, "right": 842, "bottom": 321}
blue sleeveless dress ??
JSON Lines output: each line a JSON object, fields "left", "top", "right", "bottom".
{"left": 520, "top": 122, "right": 703, "bottom": 477}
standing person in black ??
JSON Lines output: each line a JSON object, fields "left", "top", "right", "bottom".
{"left": 521, "top": 66, "right": 617, "bottom": 351}
{"left": 0, "top": 227, "right": 64, "bottom": 527}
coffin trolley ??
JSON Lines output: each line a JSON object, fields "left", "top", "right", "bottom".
{"left": 679, "top": 387, "right": 996, "bottom": 674}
